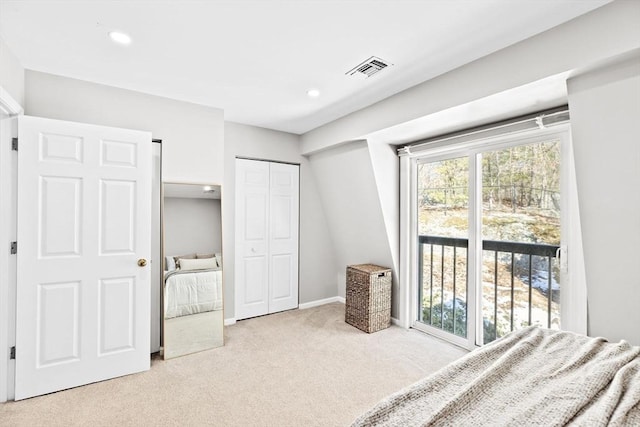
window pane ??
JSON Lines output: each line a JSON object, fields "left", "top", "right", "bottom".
{"left": 417, "top": 157, "right": 468, "bottom": 338}
{"left": 480, "top": 140, "right": 561, "bottom": 344}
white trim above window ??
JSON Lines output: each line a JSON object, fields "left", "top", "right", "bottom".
{"left": 398, "top": 107, "right": 570, "bottom": 157}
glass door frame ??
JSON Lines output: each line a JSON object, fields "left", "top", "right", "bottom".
{"left": 403, "top": 124, "right": 580, "bottom": 350}
{"left": 412, "top": 149, "right": 478, "bottom": 349}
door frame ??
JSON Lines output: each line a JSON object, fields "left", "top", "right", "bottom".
{"left": 150, "top": 140, "right": 162, "bottom": 354}
{"left": 0, "top": 86, "right": 23, "bottom": 402}
{"left": 400, "top": 124, "right": 585, "bottom": 350}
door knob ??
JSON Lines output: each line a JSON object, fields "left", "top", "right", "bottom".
{"left": 138, "top": 258, "right": 147, "bottom": 267}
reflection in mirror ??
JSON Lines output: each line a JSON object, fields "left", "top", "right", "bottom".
{"left": 162, "top": 182, "right": 223, "bottom": 359}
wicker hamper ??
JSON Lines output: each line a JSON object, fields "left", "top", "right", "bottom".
{"left": 345, "top": 264, "right": 392, "bottom": 333}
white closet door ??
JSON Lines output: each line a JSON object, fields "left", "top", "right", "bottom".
{"left": 235, "top": 159, "right": 270, "bottom": 320}
{"left": 268, "top": 162, "right": 299, "bottom": 314}
{"left": 15, "top": 116, "right": 151, "bottom": 400}
{"left": 235, "top": 159, "right": 299, "bottom": 320}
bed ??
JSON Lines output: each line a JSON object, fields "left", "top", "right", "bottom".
{"left": 164, "top": 268, "right": 223, "bottom": 319}
{"left": 163, "top": 254, "right": 224, "bottom": 359}
{"left": 351, "top": 326, "right": 640, "bottom": 426}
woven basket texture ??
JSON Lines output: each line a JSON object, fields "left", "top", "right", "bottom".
{"left": 345, "top": 264, "right": 391, "bottom": 333}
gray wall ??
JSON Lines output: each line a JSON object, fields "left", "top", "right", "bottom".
{"left": 164, "top": 198, "right": 222, "bottom": 258}
{"left": 10, "top": 0, "right": 640, "bottom": 343}
{"left": 22, "top": 71, "right": 225, "bottom": 352}
{"left": 24, "top": 71, "right": 224, "bottom": 184}
{"left": 22, "top": 70, "right": 337, "bottom": 322}
{"left": 223, "top": 122, "right": 336, "bottom": 319}
{"left": 0, "top": 37, "right": 24, "bottom": 107}
{"left": 301, "top": 1, "right": 640, "bottom": 340}
{"left": 567, "top": 53, "right": 640, "bottom": 345}
{"left": 308, "top": 141, "right": 397, "bottom": 312}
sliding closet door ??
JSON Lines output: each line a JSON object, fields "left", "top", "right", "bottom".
{"left": 235, "top": 159, "right": 299, "bottom": 320}
{"left": 15, "top": 116, "right": 152, "bottom": 400}
{"left": 235, "top": 159, "right": 270, "bottom": 320}
{"left": 268, "top": 162, "right": 299, "bottom": 314}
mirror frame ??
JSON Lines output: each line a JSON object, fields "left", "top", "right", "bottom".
{"left": 161, "top": 181, "right": 224, "bottom": 359}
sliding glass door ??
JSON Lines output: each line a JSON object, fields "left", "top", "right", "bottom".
{"left": 417, "top": 156, "right": 470, "bottom": 339}
{"left": 415, "top": 135, "right": 565, "bottom": 346}
{"left": 479, "top": 140, "right": 561, "bottom": 344}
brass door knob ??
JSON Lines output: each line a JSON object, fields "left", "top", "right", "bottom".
{"left": 138, "top": 258, "right": 147, "bottom": 267}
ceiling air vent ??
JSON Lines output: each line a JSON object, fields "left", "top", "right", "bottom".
{"left": 346, "top": 56, "right": 392, "bottom": 78}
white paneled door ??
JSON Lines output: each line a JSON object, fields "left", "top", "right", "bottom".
{"left": 235, "top": 159, "right": 270, "bottom": 319}
{"left": 14, "top": 116, "right": 152, "bottom": 400}
{"left": 268, "top": 162, "right": 299, "bottom": 314}
{"left": 235, "top": 159, "right": 299, "bottom": 320}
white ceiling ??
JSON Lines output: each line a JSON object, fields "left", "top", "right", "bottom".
{"left": 0, "top": 0, "right": 609, "bottom": 134}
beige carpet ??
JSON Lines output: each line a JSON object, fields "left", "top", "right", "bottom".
{"left": 0, "top": 303, "right": 466, "bottom": 426}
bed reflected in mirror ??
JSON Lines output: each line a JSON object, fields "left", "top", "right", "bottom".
{"left": 162, "top": 182, "right": 224, "bottom": 359}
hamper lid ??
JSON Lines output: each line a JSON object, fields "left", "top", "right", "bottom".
{"left": 348, "top": 264, "right": 391, "bottom": 274}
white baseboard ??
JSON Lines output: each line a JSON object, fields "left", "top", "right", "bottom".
{"left": 226, "top": 297, "right": 346, "bottom": 324}
{"left": 227, "top": 299, "right": 397, "bottom": 328}
{"left": 299, "top": 298, "right": 404, "bottom": 330}
{"left": 299, "top": 296, "right": 345, "bottom": 310}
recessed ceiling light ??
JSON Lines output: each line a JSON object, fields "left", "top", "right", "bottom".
{"left": 108, "top": 31, "right": 131, "bottom": 45}
{"left": 307, "top": 89, "right": 320, "bottom": 98}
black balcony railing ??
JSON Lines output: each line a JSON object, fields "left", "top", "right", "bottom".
{"left": 418, "top": 235, "right": 560, "bottom": 343}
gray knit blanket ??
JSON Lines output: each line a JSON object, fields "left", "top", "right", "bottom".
{"left": 351, "top": 327, "right": 640, "bottom": 426}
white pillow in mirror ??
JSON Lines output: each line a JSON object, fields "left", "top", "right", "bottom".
{"left": 165, "top": 256, "right": 176, "bottom": 271}
{"left": 179, "top": 257, "right": 217, "bottom": 271}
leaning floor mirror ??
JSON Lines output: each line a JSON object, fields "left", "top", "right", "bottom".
{"left": 162, "top": 182, "right": 224, "bottom": 359}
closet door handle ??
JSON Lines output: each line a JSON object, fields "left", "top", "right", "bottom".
{"left": 137, "top": 258, "right": 147, "bottom": 267}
